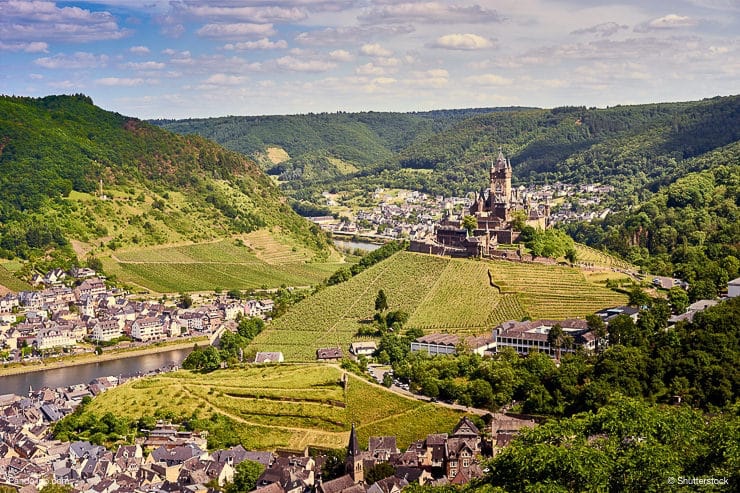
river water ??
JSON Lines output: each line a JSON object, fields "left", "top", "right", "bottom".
{"left": 333, "top": 239, "right": 382, "bottom": 252}
{"left": 0, "top": 347, "right": 192, "bottom": 397}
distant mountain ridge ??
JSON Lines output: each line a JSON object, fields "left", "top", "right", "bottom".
{"left": 156, "top": 96, "right": 740, "bottom": 201}
{"left": 0, "top": 94, "right": 330, "bottom": 268}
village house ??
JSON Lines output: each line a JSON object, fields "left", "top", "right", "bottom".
{"left": 349, "top": 341, "right": 377, "bottom": 358}
{"left": 316, "top": 347, "right": 343, "bottom": 362}
{"left": 254, "top": 352, "right": 284, "bottom": 364}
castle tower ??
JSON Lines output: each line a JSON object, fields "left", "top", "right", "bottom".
{"left": 346, "top": 423, "right": 364, "bottom": 483}
{"left": 490, "top": 147, "right": 512, "bottom": 207}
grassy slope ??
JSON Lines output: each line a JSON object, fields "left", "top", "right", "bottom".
{"left": 0, "top": 95, "right": 332, "bottom": 275}
{"left": 85, "top": 364, "right": 462, "bottom": 450}
{"left": 0, "top": 264, "right": 32, "bottom": 292}
{"left": 251, "top": 252, "right": 627, "bottom": 360}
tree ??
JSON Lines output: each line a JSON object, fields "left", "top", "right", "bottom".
{"left": 627, "top": 286, "right": 650, "bottom": 307}
{"left": 667, "top": 286, "right": 689, "bottom": 314}
{"left": 375, "top": 289, "right": 388, "bottom": 312}
{"left": 462, "top": 215, "right": 478, "bottom": 236}
{"left": 364, "top": 462, "right": 396, "bottom": 484}
{"left": 565, "top": 248, "right": 578, "bottom": 265}
{"left": 586, "top": 314, "right": 608, "bottom": 354}
{"left": 179, "top": 292, "right": 193, "bottom": 308}
{"left": 226, "top": 460, "right": 265, "bottom": 493}
{"left": 547, "top": 323, "right": 565, "bottom": 360}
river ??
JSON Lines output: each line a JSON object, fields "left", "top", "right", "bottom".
{"left": 0, "top": 347, "right": 192, "bottom": 397}
{"left": 333, "top": 239, "right": 382, "bottom": 252}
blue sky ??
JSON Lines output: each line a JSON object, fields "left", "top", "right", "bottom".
{"left": 1, "top": 0, "right": 738, "bottom": 118}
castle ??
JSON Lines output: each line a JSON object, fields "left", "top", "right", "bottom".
{"left": 412, "top": 148, "right": 550, "bottom": 257}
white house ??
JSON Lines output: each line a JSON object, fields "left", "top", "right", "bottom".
{"left": 729, "top": 277, "right": 740, "bottom": 298}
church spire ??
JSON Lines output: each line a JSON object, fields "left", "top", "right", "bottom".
{"left": 348, "top": 423, "right": 359, "bottom": 457}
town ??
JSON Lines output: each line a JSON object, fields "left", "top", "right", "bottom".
{"left": 0, "top": 268, "right": 275, "bottom": 365}
{"left": 312, "top": 181, "right": 615, "bottom": 243}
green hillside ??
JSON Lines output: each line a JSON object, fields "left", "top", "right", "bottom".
{"left": 157, "top": 96, "right": 740, "bottom": 202}
{"left": 0, "top": 94, "right": 332, "bottom": 280}
{"left": 63, "top": 364, "right": 463, "bottom": 451}
{"left": 250, "top": 251, "right": 627, "bottom": 361}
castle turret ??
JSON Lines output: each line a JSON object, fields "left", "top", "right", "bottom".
{"left": 490, "top": 147, "right": 512, "bottom": 210}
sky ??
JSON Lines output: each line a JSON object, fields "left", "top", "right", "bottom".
{"left": 1, "top": 0, "right": 738, "bottom": 119}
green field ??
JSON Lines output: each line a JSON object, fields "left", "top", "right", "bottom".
{"left": 251, "top": 252, "right": 628, "bottom": 360}
{"left": 85, "top": 364, "right": 462, "bottom": 450}
{"left": 102, "top": 233, "right": 347, "bottom": 293}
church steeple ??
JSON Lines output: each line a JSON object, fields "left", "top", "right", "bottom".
{"left": 348, "top": 422, "right": 359, "bottom": 457}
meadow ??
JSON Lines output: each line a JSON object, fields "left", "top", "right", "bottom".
{"left": 84, "top": 364, "right": 463, "bottom": 450}
{"left": 251, "top": 252, "right": 628, "bottom": 360}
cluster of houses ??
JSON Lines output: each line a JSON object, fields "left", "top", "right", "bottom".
{"left": 0, "top": 372, "right": 533, "bottom": 493}
{"left": 0, "top": 269, "right": 275, "bottom": 360}
{"left": 313, "top": 181, "right": 614, "bottom": 243}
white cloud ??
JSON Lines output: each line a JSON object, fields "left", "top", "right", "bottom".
{"left": 122, "top": 61, "right": 166, "bottom": 70}
{"left": 431, "top": 34, "right": 493, "bottom": 51}
{"left": 275, "top": 56, "right": 336, "bottom": 72}
{"left": 465, "top": 74, "right": 513, "bottom": 86}
{"left": 360, "top": 43, "right": 393, "bottom": 57}
{"left": 359, "top": 2, "right": 503, "bottom": 25}
{"left": 34, "top": 52, "right": 109, "bottom": 69}
{"left": 0, "top": 0, "right": 129, "bottom": 42}
{"left": 169, "top": 3, "right": 308, "bottom": 23}
{"left": 329, "top": 50, "right": 353, "bottom": 62}
{"left": 356, "top": 63, "right": 385, "bottom": 76}
{"left": 96, "top": 77, "right": 146, "bottom": 86}
{"left": 636, "top": 14, "right": 698, "bottom": 32}
{"left": 571, "top": 22, "right": 628, "bottom": 38}
{"left": 196, "top": 23, "right": 275, "bottom": 39}
{"left": 201, "top": 74, "right": 249, "bottom": 86}
{"left": 0, "top": 41, "right": 48, "bottom": 53}
{"left": 130, "top": 45, "right": 150, "bottom": 54}
{"left": 295, "top": 25, "right": 415, "bottom": 46}
{"left": 223, "top": 38, "right": 288, "bottom": 50}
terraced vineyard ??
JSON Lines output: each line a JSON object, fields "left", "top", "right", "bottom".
{"left": 251, "top": 253, "right": 448, "bottom": 360}
{"left": 101, "top": 236, "right": 346, "bottom": 292}
{"left": 253, "top": 252, "right": 628, "bottom": 360}
{"left": 84, "top": 364, "right": 462, "bottom": 450}
{"left": 574, "top": 244, "right": 636, "bottom": 271}
{"left": 489, "top": 261, "right": 628, "bottom": 320}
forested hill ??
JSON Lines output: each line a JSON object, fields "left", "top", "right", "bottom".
{"left": 0, "top": 94, "right": 330, "bottom": 266}
{"left": 156, "top": 96, "right": 739, "bottom": 200}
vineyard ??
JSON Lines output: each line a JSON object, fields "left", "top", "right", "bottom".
{"left": 252, "top": 252, "right": 628, "bottom": 360}
{"left": 101, "top": 237, "right": 346, "bottom": 292}
{"left": 83, "top": 364, "right": 462, "bottom": 450}
{"left": 488, "top": 260, "right": 628, "bottom": 320}
{"left": 574, "top": 244, "right": 636, "bottom": 271}
{"left": 0, "top": 264, "right": 31, "bottom": 292}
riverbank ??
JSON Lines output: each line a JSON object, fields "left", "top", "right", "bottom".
{"left": 0, "top": 337, "right": 206, "bottom": 377}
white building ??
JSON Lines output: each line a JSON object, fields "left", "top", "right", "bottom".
{"left": 91, "top": 319, "right": 122, "bottom": 342}
{"left": 495, "top": 319, "right": 596, "bottom": 357}
{"left": 35, "top": 326, "right": 76, "bottom": 350}
{"left": 131, "top": 316, "right": 166, "bottom": 342}
{"left": 729, "top": 277, "right": 740, "bottom": 298}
